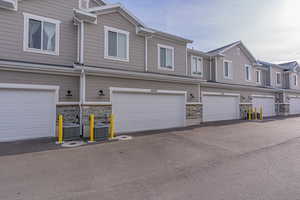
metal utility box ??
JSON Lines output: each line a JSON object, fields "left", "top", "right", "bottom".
{"left": 63, "top": 123, "right": 81, "bottom": 141}
{"left": 94, "top": 123, "right": 109, "bottom": 141}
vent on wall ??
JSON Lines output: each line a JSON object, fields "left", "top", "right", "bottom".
{"left": 79, "top": 0, "right": 89, "bottom": 9}
{"left": 0, "top": 0, "right": 18, "bottom": 11}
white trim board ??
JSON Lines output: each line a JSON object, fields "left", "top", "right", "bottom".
{"left": 252, "top": 94, "right": 275, "bottom": 98}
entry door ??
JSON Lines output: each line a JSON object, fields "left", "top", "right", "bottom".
{"left": 203, "top": 95, "right": 240, "bottom": 122}
{"left": 289, "top": 98, "right": 300, "bottom": 115}
{"left": 112, "top": 92, "right": 185, "bottom": 133}
{"left": 0, "top": 89, "right": 56, "bottom": 142}
{"left": 252, "top": 97, "right": 275, "bottom": 117}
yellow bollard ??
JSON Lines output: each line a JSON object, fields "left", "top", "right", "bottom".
{"left": 109, "top": 114, "right": 116, "bottom": 139}
{"left": 58, "top": 115, "right": 63, "bottom": 144}
{"left": 89, "top": 114, "right": 95, "bottom": 142}
{"left": 260, "top": 106, "right": 263, "bottom": 120}
{"left": 254, "top": 108, "right": 258, "bottom": 120}
{"left": 248, "top": 107, "right": 252, "bottom": 120}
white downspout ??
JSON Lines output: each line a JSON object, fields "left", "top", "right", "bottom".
{"left": 215, "top": 57, "right": 218, "bottom": 82}
{"left": 80, "top": 21, "right": 84, "bottom": 64}
{"left": 209, "top": 56, "right": 212, "bottom": 81}
{"left": 145, "top": 35, "right": 153, "bottom": 72}
{"left": 79, "top": 68, "right": 86, "bottom": 136}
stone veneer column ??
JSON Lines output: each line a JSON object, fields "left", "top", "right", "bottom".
{"left": 186, "top": 104, "right": 202, "bottom": 126}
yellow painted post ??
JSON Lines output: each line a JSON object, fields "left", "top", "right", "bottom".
{"left": 254, "top": 108, "right": 258, "bottom": 120}
{"left": 58, "top": 115, "right": 63, "bottom": 144}
{"left": 89, "top": 114, "right": 95, "bottom": 142}
{"left": 260, "top": 106, "right": 263, "bottom": 120}
{"left": 248, "top": 107, "right": 252, "bottom": 120}
{"left": 109, "top": 114, "right": 115, "bottom": 139}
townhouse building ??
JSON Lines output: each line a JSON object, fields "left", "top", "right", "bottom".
{"left": 0, "top": 0, "right": 299, "bottom": 142}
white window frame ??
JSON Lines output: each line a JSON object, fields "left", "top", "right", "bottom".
{"left": 23, "top": 13, "right": 61, "bottom": 56}
{"left": 191, "top": 55, "right": 203, "bottom": 77}
{"left": 245, "top": 64, "right": 252, "bottom": 81}
{"left": 104, "top": 26, "right": 130, "bottom": 62}
{"left": 223, "top": 60, "right": 232, "bottom": 79}
{"left": 276, "top": 72, "right": 282, "bottom": 86}
{"left": 157, "top": 44, "right": 175, "bottom": 71}
{"left": 79, "top": 0, "right": 90, "bottom": 9}
{"left": 293, "top": 74, "right": 298, "bottom": 86}
{"left": 255, "top": 69, "right": 261, "bottom": 84}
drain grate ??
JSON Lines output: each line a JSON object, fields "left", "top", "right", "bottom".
{"left": 61, "top": 141, "right": 86, "bottom": 148}
{"left": 115, "top": 135, "right": 133, "bottom": 141}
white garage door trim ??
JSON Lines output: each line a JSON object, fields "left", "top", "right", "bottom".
{"left": 0, "top": 83, "right": 59, "bottom": 141}
{"left": 110, "top": 87, "right": 187, "bottom": 133}
{"left": 202, "top": 92, "right": 240, "bottom": 122}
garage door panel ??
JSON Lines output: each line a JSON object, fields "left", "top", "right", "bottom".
{"left": 252, "top": 97, "right": 275, "bottom": 117}
{"left": 0, "top": 89, "right": 56, "bottom": 142}
{"left": 289, "top": 98, "right": 300, "bottom": 115}
{"left": 112, "top": 92, "right": 185, "bottom": 133}
{"left": 203, "top": 95, "right": 239, "bottom": 122}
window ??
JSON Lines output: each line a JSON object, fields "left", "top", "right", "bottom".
{"left": 276, "top": 72, "right": 281, "bottom": 85}
{"left": 223, "top": 60, "right": 232, "bottom": 79}
{"left": 245, "top": 65, "right": 252, "bottom": 81}
{"left": 23, "top": 13, "right": 60, "bottom": 55}
{"left": 255, "top": 70, "right": 261, "bottom": 84}
{"left": 293, "top": 74, "right": 298, "bottom": 86}
{"left": 158, "top": 44, "right": 174, "bottom": 71}
{"left": 79, "top": 0, "right": 89, "bottom": 9}
{"left": 191, "top": 56, "right": 203, "bottom": 76}
{"left": 104, "top": 26, "right": 129, "bottom": 62}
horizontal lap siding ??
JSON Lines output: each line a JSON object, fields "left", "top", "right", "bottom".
{"left": 84, "top": 13, "right": 145, "bottom": 72}
{"left": 0, "top": 0, "right": 77, "bottom": 66}
{"left": 0, "top": 70, "right": 80, "bottom": 102}
{"left": 147, "top": 36, "right": 187, "bottom": 76}
{"left": 85, "top": 75, "right": 199, "bottom": 103}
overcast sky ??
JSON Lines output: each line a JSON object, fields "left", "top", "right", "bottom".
{"left": 110, "top": 0, "right": 300, "bottom": 63}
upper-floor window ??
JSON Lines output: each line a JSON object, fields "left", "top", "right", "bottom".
{"left": 276, "top": 72, "right": 281, "bottom": 85}
{"left": 79, "top": 0, "right": 89, "bottom": 9}
{"left": 191, "top": 56, "right": 203, "bottom": 77}
{"left": 104, "top": 26, "right": 129, "bottom": 62}
{"left": 293, "top": 74, "right": 298, "bottom": 86}
{"left": 23, "top": 13, "right": 60, "bottom": 55}
{"left": 255, "top": 70, "right": 261, "bottom": 84}
{"left": 158, "top": 44, "right": 174, "bottom": 71}
{"left": 245, "top": 65, "right": 252, "bottom": 81}
{"left": 223, "top": 60, "right": 232, "bottom": 79}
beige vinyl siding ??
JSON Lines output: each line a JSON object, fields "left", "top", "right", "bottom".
{"left": 86, "top": 75, "right": 199, "bottom": 103}
{"left": 0, "top": 70, "right": 80, "bottom": 102}
{"left": 187, "top": 52, "right": 210, "bottom": 80}
{"left": 0, "top": 0, "right": 78, "bottom": 66}
{"left": 147, "top": 36, "right": 187, "bottom": 76}
{"left": 84, "top": 12, "right": 145, "bottom": 72}
{"left": 270, "top": 66, "right": 284, "bottom": 88}
{"left": 216, "top": 46, "right": 258, "bottom": 86}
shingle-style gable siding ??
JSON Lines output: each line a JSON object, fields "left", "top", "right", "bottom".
{"left": 84, "top": 12, "right": 145, "bottom": 72}
{"left": 0, "top": 0, "right": 78, "bottom": 66}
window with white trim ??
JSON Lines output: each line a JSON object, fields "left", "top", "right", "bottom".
{"left": 293, "top": 74, "right": 298, "bottom": 86}
{"left": 79, "top": 0, "right": 89, "bottom": 9}
{"left": 158, "top": 44, "right": 174, "bottom": 70}
{"left": 23, "top": 13, "right": 60, "bottom": 55}
{"left": 104, "top": 26, "right": 129, "bottom": 62}
{"left": 276, "top": 72, "right": 281, "bottom": 85}
{"left": 191, "top": 56, "right": 203, "bottom": 76}
{"left": 255, "top": 70, "right": 261, "bottom": 84}
{"left": 245, "top": 65, "right": 252, "bottom": 81}
{"left": 223, "top": 60, "right": 232, "bottom": 79}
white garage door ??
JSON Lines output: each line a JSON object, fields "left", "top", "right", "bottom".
{"left": 289, "top": 98, "right": 300, "bottom": 115}
{"left": 112, "top": 91, "right": 185, "bottom": 133}
{"left": 252, "top": 97, "right": 275, "bottom": 117}
{"left": 203, "top": 95, "right": 240, "bottom": 122}
{"left": 0, "top": 88, "right": 56, "bottom": 142}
